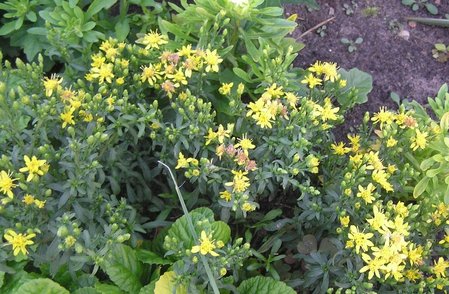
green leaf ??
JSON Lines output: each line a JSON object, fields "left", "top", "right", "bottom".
{"left": 339, "top": 68, "right": 373, "bottom": 105}
{"left": 0, "top": 21, "right": 17, "bottom": 36}
{"left": 154, "top": 271, "right": 187, "bottom": 294}
{"left": 15, "top": 278, "right": 69, "bottom": 294}
{"left": 435, "top": 43, "right": 447, "bottom": 51}
{"left": 0, "top": 271, "right": 5, "bottom": 288}
{"left": 238, "top": 276, "right": 296, "bottom": 294}
{"left": 233, "top": 67, "right": 252, "bottom": 83}
{"left": 414, "top": 176, "right": 430, "bottom": 198}
{"left": 425, "top": 3, "right": 438, "bottom": 15}
{"left": 165, "top": 207, "right": 215, "bottom": 252}
{"left": 86, "top": 0, "right": 117, "bottom": 19}
{"left": 136, "top": 249, "right": 172, "bottom": 265}
{"left": 139, "top": 282, "right": 156, "bottom": 294}
{"left": 157, "top": 18, "right": 196, "bottom": 42}
{"left": 402, "top": 0, "right": 414, "bottom": 5}
{"left": 115, "top": 18, "right": 130, "bottom": 41}
{"left": 101, "top": 244, "right": 143, "bottom": 293}
{"left": 211, "top": 221, "right": 231, "bottom": 244}
{"left": 73, "top": 287, "right": 100, "bottom": 294}
{"left": 390, "top": 92, "right": 400, "bottom": 105}
{"left": 95, "top": 283, "right": 123, "bottom": 294}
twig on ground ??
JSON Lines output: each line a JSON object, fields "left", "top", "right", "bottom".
{"left": 299, "top": 16, "right": 336, "bottom": 39}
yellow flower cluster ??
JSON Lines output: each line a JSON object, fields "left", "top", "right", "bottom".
{"left": 301, "top": 61, "right": 346, "bottom": 89}
{"left": 175, "top": 153, "right": 201, "bottom": 178}
{"left": 343, "top": 201, "right": 449, "bottom": 287}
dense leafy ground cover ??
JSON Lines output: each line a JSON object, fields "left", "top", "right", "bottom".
{"left": 0, "top": 0, "right": 449, "bottom": 293}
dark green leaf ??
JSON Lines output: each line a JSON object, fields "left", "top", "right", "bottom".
{"left": 15, "top": 278, "right": 69, "bottom": 294}
{"left": 115, "top": 18, "right": 130, "bottom": 41}
{"left": 101, "top": 244, "right": 143, "bottom": 293}
{"left": 425, "top": 3, "right": 438, "bottom": 15}
{"left": 339, "top": 68, "right": 373, "bottom": 105}
{"left": 0, "top": 21, "right": 17, "bottom": 36}
{"left": 136, "top": 249, "right": 172, "bottom": 265}
{"left": 86, "top": 0, "right": 118, "bottom": 19}
{"left": 238, "top": 276, "right": 296, "bottom": 294}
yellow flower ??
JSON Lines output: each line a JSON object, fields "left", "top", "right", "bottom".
{"left": 220, "top": 268, "right": 227, "bottom": 276}
{"left": 90, "top": 63, "right": 114, "bottom": 84}
{"left": 284, "top": 92, "right": 298, "bottom": 108}
{"left": 432, "top": 257, "right": 449, "bottom": 278}
{"left": 60, "top": 108, "right": 75, "bottom": 128}
{"left": 318, "top": 98, "right": 339, "bottom": 122}
{"left": 410, "top": 129, "right": 428, "bottom": 151}
{"left": 215, "top": 124, "right": 233, "bottom": 144}
{"left": 406, "top": 244, "right": 424, "bottom": 266}
{"left": 301, "top": 73, "right": 322, "bottom": 89}
{"left": 225, "top": 170, "right": 250, "bottom": 193}
{"left": 331, "top": 142, "right": 351, "bottom": 155}
{"left": 204, "top": 49, "right": 223, "bottom": 73}
{"left": 356, "top": 183, "right": 376, "bottom": 204}
{"left": 219, "top": 191, "right": 232, "bottom": 202}
{"left": 64, "top": 236, "right": 76, "bottom": 248}
{"left": 340, "top": 215, "right": 350, "bottom": 227}
{"left": 242, "top": 202, "right": 256, "bottom": 212}
{"left": 308, "top": 61, "right": 325, "bottom": 75}
{"left": 237, "top": 83, "right": 245, "bottom": 95}
{"left": 386, "top": 137, "right": 397, "bottom": 147}
{"left": 140, "top": 64, "right": 162, "bottom": 86}
{"left": 338, "top": 79, "right": 347, "bottom": 88}
{"left": 136, "top": 30, "right": 168, "bottom": 49}
{"left": 371, "top": 107, "right": 394, "bottom": 128}
{"left": 262, "top": 83, "right": 284, "bottom": 100}
{"left": 347, "top": 134, "right": 360, "bottom": 152}
{"left": 191, "top": 231, "right": 219, "bottom": 257}
{"left": 34, "top": 199, "right": 46, "bottom": 209}
{"left": 0, "top": 170, "right": 17, "bottom": 198}
{"left": 235, "top": 134, "right": 255, "bottom": 153}
{"left": 19, "top": 155, "right": 48, "bottom": 182}
{"left": 22, "top": 194, "right": 35, "bottom": 205}
{"left": 404, "top": 269, "right": 421, "bottom": 282}
{"left": 366, "top": 205, "right": 391, "bottom": 234}
{"left": 43, "top": 74, "right": 63, "bottom": 97}
{"left": 219, "top": 83, "right": 233, "bottom": 95}
{"left": 372, "top": 169, "right": 393, "bottom": 192}
{"left": 4, "top": 229, "right": 36, "bottom": 256}
{"left": 347, "top": 225, "right": 374, "bottom": 254}
{"left": 359, "top": 253, "right": 384, "bottom": 280}
{"left": 175, "top": 153, "right": 190, "bottom": 169}
{"left": 322, "top": 62, "right": 338, "bottom": 82}
{"left": 91, "top": 54, "right": 106, "bottom": 68}
{"left": 253, "top": 112, "right": 274, "bottom": 129}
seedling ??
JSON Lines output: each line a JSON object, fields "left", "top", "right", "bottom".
{"left": 362, "top": 6, "right": 379, "bottom": 17}
{"left": 341, "top": 37, "right": 363, "bottom": 53}
{"left": 388, "top": 19, "right": 403, "bottom": 34}
{"left": 401, "top": 0, "right": 438, "bottom": 15}
{"left": 316, "top": 25, "right": 327, "bottom": 37}
{"left": 343, "top": 1, "right": 358, "bottom": 16}
{"left": 432, "top": 43, "right": 449, "bottom": 63}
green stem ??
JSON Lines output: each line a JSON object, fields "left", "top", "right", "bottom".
{"left": 119, "top": 0, "right": 128, "bottom": 19}
{"left": 158, "top": 161, "right": 220, "bottom": 294}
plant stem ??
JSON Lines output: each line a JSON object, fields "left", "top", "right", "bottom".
{"left": 158, "top": 161, "right": 220, "bottom": 294}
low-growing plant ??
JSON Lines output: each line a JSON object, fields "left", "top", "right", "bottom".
{"left": 432, "top": 43, "right": 449, "bottom": 63}
{"left": 361, "top": 6, "right": 379, "bottom": 17}
{"left": 401, "top": 0, "right": 438, "bottom": 15}
{"left": 316, "top": 25, "right": 327, "bottom": 37}
{"left": 342, "top": 1, "right": 358, "bottom": 16}
{"left": 341, "top": 37, "right": 363, "bottom": 53}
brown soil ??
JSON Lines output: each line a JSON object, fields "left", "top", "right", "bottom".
{"left": 285, "top": 0, "right": 449, "bottom": 130}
